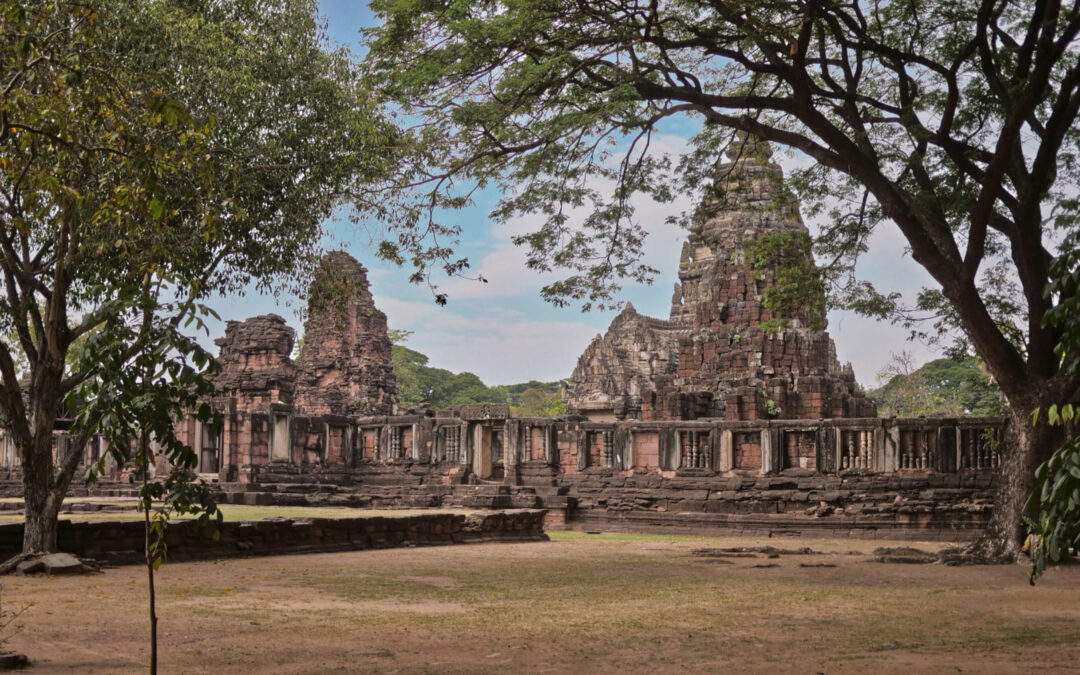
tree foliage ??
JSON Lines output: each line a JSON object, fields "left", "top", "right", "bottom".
{"left": 1027, "top": 230, "right": 1080, "bottom": 581}
{"left": 869, "top": 352, "right": 1007, "bottom": 417}
{"left": 362, "top": 0, "right": 1080, "bottom": 557}
{"left": 744, "top": 230, "right": 826, "bottom": 332}
{"left": 391, "top": 337, "right": 561, "bottom": 412}
{"left": 0, "top": 0, "right": 395, "bottom": 554}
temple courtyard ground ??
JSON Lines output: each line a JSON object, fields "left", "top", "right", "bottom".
{"left": 7, "top": 530, "right": 1080, "bottom": 674}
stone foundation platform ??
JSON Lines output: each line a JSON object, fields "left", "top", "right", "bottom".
{"left": 0, "top": 509, "right": 548, "bottom": 566}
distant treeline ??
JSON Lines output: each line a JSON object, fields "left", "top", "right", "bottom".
{"left": 390, "top": 331, "right": 565, "bottom": 416}
{"left": 867, "top": 355, "right": 1006, "bottom": 417}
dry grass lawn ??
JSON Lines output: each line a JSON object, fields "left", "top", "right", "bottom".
{"left": 7, "top": 532, "right": 1080, "bottom": 673}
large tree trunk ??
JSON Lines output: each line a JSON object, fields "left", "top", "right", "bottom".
{"left": 22, "top": 488, "right": 60, "bottom": 554}
{"left": 966, "top": 403, "right": 1058, "bottom": 561}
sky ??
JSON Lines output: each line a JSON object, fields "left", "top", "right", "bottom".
{"left": 202, "top": 1, "right": 939, "bottom": 387}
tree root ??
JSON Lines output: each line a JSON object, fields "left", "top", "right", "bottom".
{"left": 937, "top": 544, "right": 1020, "bottom": 566}
{"left": 0, "top": 553, "right": 33, "bottom": 576}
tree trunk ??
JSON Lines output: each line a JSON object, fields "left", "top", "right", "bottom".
{"left": 143, "top": 446, "right": 158, "bottom": 675}
{"left": 966, "top": 405, "right": 1057, "bottom": 561}
{"left": 22, "top": 488, "right": 59, "bottom": 554}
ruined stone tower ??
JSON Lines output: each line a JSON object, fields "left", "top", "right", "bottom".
{"left": 211, "top": 251, "right": 397, "bottom": 418}
{"left": 565, "top": 138, "right": 875, "bottom": 421}
{"left": 212, "top": 314, "right": 299, "bottom": 410}
{"left": 295, "top": 251, "right": 398, "bottom": 416}
{"left": 561, "top": 303, "right": 683, "bottom": 421}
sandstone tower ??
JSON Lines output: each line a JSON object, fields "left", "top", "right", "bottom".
{"left": 212, "top": 251, "right": 398, "bottom": 417}
{"left": 212, "top": 313, "right": 299, "bottom": 411}
{"left": 565, "top": 139, "right": 875, "bottom": 421}
{"left": 295, "top": 251, "right": 398, "bottom": 416}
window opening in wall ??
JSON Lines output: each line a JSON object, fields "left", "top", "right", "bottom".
{"left": 680, "top": 431, "right": 708, "bottom": 469}
{"left": 841, "top": 430, "right": 873, "bottom": 471}
{"left": 443, "top": 425, "right": 461, "bottom": 463}
{"left": 389, "top": 426, "right": 403, "bottom": 458}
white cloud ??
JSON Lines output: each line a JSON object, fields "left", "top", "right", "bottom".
{"left": 380, "top": 295, "right": 599, "bottom": 383}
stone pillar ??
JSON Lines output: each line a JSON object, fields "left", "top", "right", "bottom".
{"left": 760, "top": 427, "right": 776, "bottom": 475}
{"left": 220, "top": 414, "right": 233, "bottom": 481}
{"left": 873, "top": 426, "right": 886, "bottom": 472}
{"left": 506, "top": 420, "right": 520, "bottom": 469}
{"left": 884, "top": 422, "right": 900, "bottom": 472}
{"left": 546, "top": 425, "right": 558, "bottom": 467}
{"left": 719, "top": 429, "right": 733, "bottom": 472}
{"left": 953, "top": 425, "right": 962, "bottom": 470}
{"left": 505, "top": 420, "right": 520, "bottom": 485}
{"left": 616, "top": 426, "right": 632, "bottom": 470}
{"left": 471, "top": 424, "right": 485, "bottom": 475}
{"left": 576, "top": 429, "right": 588, "bottom": 471}
{"left": 193, "top": 418, "right": 204, "bottom": 470}
{"left": 463, "top": 422, "right": 474, "bottom": 469}
{"left": 379, "top": 424, "right": 391, "bottom": 461}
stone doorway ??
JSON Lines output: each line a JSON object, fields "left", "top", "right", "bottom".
{"left": 490, "top": 429, "right": 505, "bottom": 481}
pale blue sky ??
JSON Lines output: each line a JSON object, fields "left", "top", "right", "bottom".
{"left": 203, "top": 1, "right": 938, "bottom": 386}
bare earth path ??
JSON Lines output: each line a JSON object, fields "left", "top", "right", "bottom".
{"left": 7, "top": 533, "right": 1080, "bottom": 674}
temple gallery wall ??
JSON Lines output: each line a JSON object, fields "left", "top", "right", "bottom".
{"left": 0, "top": 144, "right": 1005, "bottom": 539}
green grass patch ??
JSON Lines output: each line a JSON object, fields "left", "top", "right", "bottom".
{"left": 0, "top": 504, "right": 472, "bottom": 523}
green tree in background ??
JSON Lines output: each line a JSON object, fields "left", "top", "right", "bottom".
{"left": 513, "top": 387, "right": 567, "bottom": 417}
{"left": 390, "top": 333, "right": 561, "bottom": 412}
{"left": 870, "top": 352, "right": 1007, "bottom": 417}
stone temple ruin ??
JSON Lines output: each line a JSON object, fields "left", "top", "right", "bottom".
{"left": 0, "top": 150, "right": 1006, "bottom": 541}
{"left": 187, "top": 252, "right": 398, "bottom": 477}
{"left": 563, "top": 140, "right": 875, "bottom": 423}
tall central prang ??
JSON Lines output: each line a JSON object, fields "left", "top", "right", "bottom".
{"left": 565, "top": 138, "right": 876, "bottom": 421}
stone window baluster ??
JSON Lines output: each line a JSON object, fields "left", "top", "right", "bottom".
{"left": 603, "top": 431, "right": 614, "bottom": 468}
{"left": 390, "top": 426, "right": 402, "bottom": 459}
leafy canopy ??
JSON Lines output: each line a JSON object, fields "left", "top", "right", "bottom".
{"left": 361, "top": 0, "right": 1080, "bottom": 412}
{"left": 0, "top": 0, "right": 396, "bottom": 553}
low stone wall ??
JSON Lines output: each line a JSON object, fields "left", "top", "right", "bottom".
{"left": 211, "top": 467, "right": 996, "bottom": 541}
{"left": 0, "top": 509, "right": 548, "bottom": 565}
{"left": 548, "top": 468, "right": 995, "bottom": 541}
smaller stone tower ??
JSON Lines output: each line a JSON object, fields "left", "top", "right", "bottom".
{"left": 294, "top": 251, "right": 398, "bottom": 416}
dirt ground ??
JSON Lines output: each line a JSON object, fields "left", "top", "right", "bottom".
{"left": 7, "top": 532, "right": 1080, "bottom": 674}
